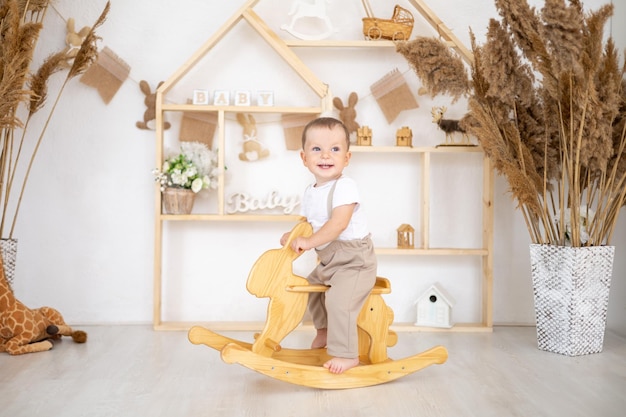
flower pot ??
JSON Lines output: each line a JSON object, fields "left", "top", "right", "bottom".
{"left": 0, "top": 238, "right": 18, "bottom": 287}
{"left": 529, "top": 244, "right": 614, "bottom": 356}
{"left": 162, "top": 188, "right": 195, "bottom": 214}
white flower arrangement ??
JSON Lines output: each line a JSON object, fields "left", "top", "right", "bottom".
{"left": 153, "top": 142, "right": 220, "bottom": 193}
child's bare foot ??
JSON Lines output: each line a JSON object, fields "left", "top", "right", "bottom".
{"left": 311, "top": 328, "right": 327, "bottom": 349}
{"left": 323, "top": 357, "right": 360, "bottom": 374}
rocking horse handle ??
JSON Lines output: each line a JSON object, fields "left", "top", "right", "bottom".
{"left": 282, "top": 221, "right": 313, "bottom": 258}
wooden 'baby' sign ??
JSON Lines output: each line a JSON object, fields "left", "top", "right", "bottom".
{"left": 226, "top": 192, "right": 300, "bottom": 215}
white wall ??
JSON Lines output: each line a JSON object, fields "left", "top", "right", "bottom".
{"left": 11, "top": 0, "right": 626, "bottom": 334}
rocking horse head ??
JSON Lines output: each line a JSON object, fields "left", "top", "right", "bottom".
{"left": 246, "top": 222, "right": 312, "bottom": 298}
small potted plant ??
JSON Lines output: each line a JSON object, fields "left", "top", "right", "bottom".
{"left": 153, "top": 141, "right": 220, "bottom": 214}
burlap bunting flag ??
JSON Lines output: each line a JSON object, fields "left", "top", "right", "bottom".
{"left": 370, "top": 68, "right": 418, "bottom": 123}
{"left": 179, "top": 107, "right": 217, "bottom": 149}
{"left": 80, "top": 46, "right": 130, "bottom": 104}
{"left": 281, "top": 113, "right": 317, "bottom": 150}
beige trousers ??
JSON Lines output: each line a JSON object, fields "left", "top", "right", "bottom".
{"left": 307, "top": 235, "right": 377, "bottom": 358}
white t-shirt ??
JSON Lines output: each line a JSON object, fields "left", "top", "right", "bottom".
{"left": 300, "top": 176, "right": 369, "bottom": 244}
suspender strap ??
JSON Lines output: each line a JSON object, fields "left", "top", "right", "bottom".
{"left": 327, "top": 177, "right": 342, "bottom": 217}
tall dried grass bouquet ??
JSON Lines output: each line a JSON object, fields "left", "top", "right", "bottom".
{"left": 397, "top": 0, "right": 626, "bottom": 247}
{"left": 0, "top": 0, "right": 109, "bottom": 239}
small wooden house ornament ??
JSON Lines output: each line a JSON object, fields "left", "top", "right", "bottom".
{"left": 397, "top": 223, "right": 414, "bottom": 248}
{"left": 396, "top": 126, "right": 412, "bottom": 147}
{"left": 356, "top": 125, "right": 372, "bottom": 146}
{"left": 414, "top": 284, "right": 455, "bottom": 328}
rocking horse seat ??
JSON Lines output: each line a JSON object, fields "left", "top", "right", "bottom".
{"left": 286, "top": 277, "right": 391, "bottom": 295}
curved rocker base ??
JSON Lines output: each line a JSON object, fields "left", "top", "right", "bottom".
{"left": 221, "top": 343, "right": 448, "bottom": 390}
{"left": 189, "top": 326, "right": 331, "bottom": 366}
{"left": 189, "top": 326, "right": 448, "bottom": 389}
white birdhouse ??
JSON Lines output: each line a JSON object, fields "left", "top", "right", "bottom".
{"left": 414, "top": 283, "right": 455, "bottom": 328}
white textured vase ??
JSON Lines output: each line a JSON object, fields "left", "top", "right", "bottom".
{"left": 529, "top": 244, "right": 614, "bottom": 356}
{"left": 0, "top": 238, "right": 18, "bottom": 287}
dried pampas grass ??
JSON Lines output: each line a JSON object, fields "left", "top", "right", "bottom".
{"left": 28, "top": 51, "right": 66, "bottom": 115}
{"left": 0, "top": 0, "right": 110, "bottom": 238}
{"left": 396, "top": 37, "right": 469, "bottom": 103}
{"left": 398, "top": 0, "right": 626, "bottom": 247}
{"left": 0, "top": 0, "right": 42, "bottom": 129}
{"left": 68, "top": 1, "right": 110, "bottom": 79}
{"left": 16, "top": 0, "right": 48, "bottom": 14}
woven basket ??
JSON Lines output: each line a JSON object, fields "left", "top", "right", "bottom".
{"left": 362, "top": 5, "right": 414, "bottom": 41}
{"left": 529, "top": 244, "right": 614, "bottom": 356}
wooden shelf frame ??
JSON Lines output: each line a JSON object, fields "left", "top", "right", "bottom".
{"left": 161, "top": 104, "right": 322, "bottom": 114}
{"left": 152, "top": 0, "right": 492, "bottom": 332}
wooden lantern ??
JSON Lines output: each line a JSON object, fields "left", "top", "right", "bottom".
{"left": 397, "top": 223, "right": 414, "bottom": 248}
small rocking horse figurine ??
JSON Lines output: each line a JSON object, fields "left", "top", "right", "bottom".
{"left": 281, "top": 0, "right": 338, "bottom": 41}
{"left": 188, "top": 222, "right": 448, "bottom": 389}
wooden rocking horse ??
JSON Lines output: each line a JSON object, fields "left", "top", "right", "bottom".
{"left": 188, "top": 221, "right": 448, "bottom": 389}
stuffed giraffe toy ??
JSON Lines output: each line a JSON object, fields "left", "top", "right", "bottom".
{"left": 0, "top": 254, "right": 87, "bottom": 355}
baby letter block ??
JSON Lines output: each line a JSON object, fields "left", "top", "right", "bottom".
{"left": 193, "top": 89, "right": 209, "bottom": 105}
{"left": 257, "top": 91, "right": 274, "bottom": 106}
{"left": 235, "top": 90, "right": 251, "bottom": 106}
{"left": 213, "top": 90, "right": 230, "bottom": 106}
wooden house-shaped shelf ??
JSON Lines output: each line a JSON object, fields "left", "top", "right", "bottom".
{"left": 152, "top": 0, "right": 492, "bottom": 334}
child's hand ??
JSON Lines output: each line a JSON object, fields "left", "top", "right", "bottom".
{"left": 290, "top": 237, "right": 309, "bottom": 254}
{"left": 280, "top": 232, "right": 291, "bottom": 246}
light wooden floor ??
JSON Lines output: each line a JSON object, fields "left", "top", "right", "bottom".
{"left": 1, "top": 326, "right": 624, "bottom": 417}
